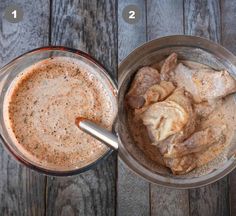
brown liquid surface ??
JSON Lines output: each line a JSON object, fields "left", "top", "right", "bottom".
{"left": 6, "top": 57, "right": 116, "bottom": 170}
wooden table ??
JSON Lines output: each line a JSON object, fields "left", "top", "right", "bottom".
{"left": 0, "top": 0, "right": 236, "bottom": 215}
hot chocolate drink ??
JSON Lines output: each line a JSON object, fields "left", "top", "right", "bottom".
{"left": 4, "top": 57, "right": 116, "bottom": 170}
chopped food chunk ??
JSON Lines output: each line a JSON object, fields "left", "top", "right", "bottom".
{"left": 126, "top": 53, "right": 236, "bottom": 175}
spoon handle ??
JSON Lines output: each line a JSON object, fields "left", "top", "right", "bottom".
{"left": 76, "top": 118, "right": 119, "bottom": 150}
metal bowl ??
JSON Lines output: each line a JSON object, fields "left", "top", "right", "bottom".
{"left": 118, "top": 35, "right": 236, "bottom": 188}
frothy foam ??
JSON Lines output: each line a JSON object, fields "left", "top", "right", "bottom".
{"left": 5, "top": 57, "right": 116, "bottom": 171}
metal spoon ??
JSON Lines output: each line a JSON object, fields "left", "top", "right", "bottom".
{"left": 75, "top": 117, "right": 119, "bottom": 150}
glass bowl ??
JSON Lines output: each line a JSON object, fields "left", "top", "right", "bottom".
{"left": 0, "top": 47, "right": 117, "bottom": 176}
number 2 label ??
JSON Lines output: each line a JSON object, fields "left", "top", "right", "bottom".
{"left": 129, "top": 10, "right": 135, "bottom": 19}
{"left": 122, "top": 5, "right": 140, "bottom": 24}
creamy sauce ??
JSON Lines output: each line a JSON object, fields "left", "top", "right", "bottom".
{"left": 128, "top": 60, "right": 236, "bottom": 176}
{"left": 5, "top": 57, "right": 116, "bottom": 170}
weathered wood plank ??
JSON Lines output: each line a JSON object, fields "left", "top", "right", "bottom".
{"left": 221, "top": 1, "right": 236, "bottom": 215}
{"left": 184, "top": 0, "right": 230, "bottom": 215}
{"left": 0, "top": 0, "right": 49, "bottom": 215}
{"left": 0, "top": 0, "right": 49, "bottom": 66}
{"left": 189, "top": 177, "right": 229, "bottom": 216}
{"left": 150, "top": 187, "right": 189, "bottom": 216}
{"left": 117, "top": 1, "right": 150, "bottom": 216}
{"left": 221, "top": 0, "right": 236, "bottom": 55}
{"left": 184, "top": 0, "right": 221, "bottom": 40}
{"left": 146, "top": 1, "right": 189, "bottom": 215}
{"left": 118, "top": 0, "right": 147, "bottom": 64}
{"left": 46, "top": 1, "right": 117, "bottom": 215}
{"left": 228, "top": 171, "right": 236, "bottom": 216}
{"left": 117, "top": 161, "right": 149, "bottom": 216}
{"left": 147, "top": 0, "right": 184, "bottom": 40}
{"left": 50, "top": 0, "right": 117, "bottom": 80}
{"left": 46, "top": 155, "right": 117, "bottom": 216}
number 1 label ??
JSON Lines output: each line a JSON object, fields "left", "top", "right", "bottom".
{"left": 4, "top": 4, "right": 23, "bottom": 23}
{"left": 12, "top": 10, "right": 17, "bottom": 19}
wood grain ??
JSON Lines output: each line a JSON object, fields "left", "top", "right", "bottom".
{"left": 147, "top": 0, "right": 184, "bottom": 40}
{"left": 150, "top": 187, "right": 189, "bottom": 216}
{"left": 221, "top": 1, "right": 236, "bottom": 215}
{"left": 118, "top": 0, "right": 147, "bottom": 64}
{"left": 184, "top": 0, "right": 230, "bottom": 215}
{"left": 117, "top": 161, "right": 149, "bottom": 216}
{"left": 0, "top": 0, "right": 49, "bottom": 215}
{"left": 51, "top": 0, "right": 117, "bottom": 80}
{"left": 117, "top": 1, "right": 150, "bottom": 215}
{"left": 189, "top": 177, "right": 229, "bottom": 216}
{"left": 0, "top": 0, "right": 234, "bottom": 215}
{"left": 47, "top": 1, "right": 117, "bottom": 215}
{"left": 184, "top": 0, "right": 221, "bottom": 40}
{"left": 0, "top": 0, "right": 49, "bottom": 66}
{"left": 221, "top": 0, "right": 236, "bottom": 55}
{"left": 46, "top": 155, "right": 117, "bottom": 216}
{"left": 146, "top": 1, "right": 189, "bottom": 215}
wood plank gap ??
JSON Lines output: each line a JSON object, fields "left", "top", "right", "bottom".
{"left": 183, "top": 0, "right": 186, "bottom": 34}
{"left": 145, "top": 0, "right": 148, "bottom": 41}
{"left": 228, "top": 175, "right": 231, "bottom": 216}
{"left": 188, "top": 188, "right": 191, "bottom": 216}
{"left": 49, "top": 0, "right": 53, "bottom": 45}
{"left": 44, "top": 177, "right": 48, "bottom": 216}
{"left": 149, "top": 182, "right": 151, "bottom": 216}
{"left": 115, "top": 0, "right": 118, "bottom": 213}
{"left": 219, "top": 0, "right": 223, "bottom": 44}
{"left": 44, "top": 1, "right": 51, "bottom": 215}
